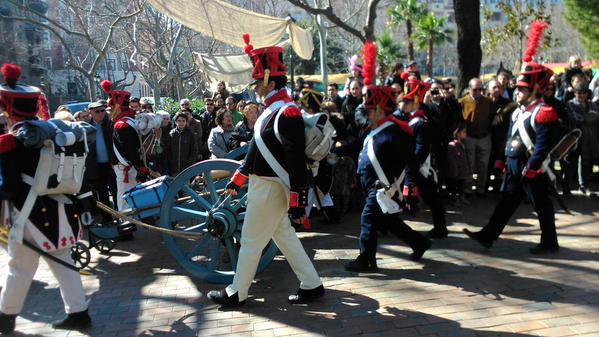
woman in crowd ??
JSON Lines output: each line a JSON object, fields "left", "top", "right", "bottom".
{"left": 214, "top": 94, "right": 225, "bottom": 110}
{"left": 164, "top": 112, "right": 198, "bottom": 176}
{"left": 212, "top": 80, "right": 230, "bottom": 100}
{"left": 208, "top": 109, "right": 234, "bottom": 158}
{"left": 230, "top": 103, "right": 258, "bottom": 149}
{"left": 236, "top": 100, "right": 246, "bottom": 114}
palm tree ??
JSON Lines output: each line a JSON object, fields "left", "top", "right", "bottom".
{"left": 414, "top": 12, "right": 454, "bottom": 78}
{"left": 377, "top": 30, "right": 405, "bottom": 70}
{"left": 388, "top": 0, "right": 425, "bottom": 61}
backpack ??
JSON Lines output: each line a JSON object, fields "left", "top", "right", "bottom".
{"left": 299, "top": 112, "right": 337, "bottom": 162}
{"left": 20, "top": 120, "right": 90, "bottom": 196}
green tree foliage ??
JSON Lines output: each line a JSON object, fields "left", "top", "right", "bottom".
{"left": 564, "top": 0, "right": 599, "bottom": 60}
{"left": 388, "top": 0, "right": 425, "bottom": 61}
{"left": 284, "top": 22, "right": 347, "bottom": 76}
{"left": 413, "top": 12, "right": 453, "bottom": 77}
{"left": 377, "top": 30, "right": 405, "bottom": 70}
{"left": 482, "top": 0, "right": 554, "bottom": 70}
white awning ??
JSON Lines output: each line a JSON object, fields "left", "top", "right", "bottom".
{"left": 147, "top": 0, "right": 314, "bottom": 60}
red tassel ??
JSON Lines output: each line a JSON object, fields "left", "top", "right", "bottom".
{"left": 523, "top": 20, "right": 549, "bottom": 62}
{"left": 99, "top": 80, "right": 113, "bottom": 93}
{"left": 1, "top": 64, "right": 21, "bottom": 87}
{"left": 242, "top": 33, "right": 253, "bottom": 54}
{"left": 362, "top": 40, "right": 377, "bottom": 86}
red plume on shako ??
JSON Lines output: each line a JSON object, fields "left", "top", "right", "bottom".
{"left": 0, "top": 63, "right": 44, "bottom": 121}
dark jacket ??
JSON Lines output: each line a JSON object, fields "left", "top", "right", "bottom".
{"left": 86, "top": 116, "right": 115, "bottom": 180}
{"left": 230, "top": 120, "right": 254, "bottom": 149}
{"left": 164, "top": 127, "right": 198, "bottom": 176}
{"left": 200, "top": 110, "right": 217, "bottom": 159}
{"left": 447, "top": 140, "right": 471, "bottom": 179}
{"left": 567, "top": 98, "right": 599, "bottom": 159}
{"left": 240, "top": 89, "right": 308, "bottom": 194}
{"left": 490, "top": 96, "right": 516, "bottom": 157}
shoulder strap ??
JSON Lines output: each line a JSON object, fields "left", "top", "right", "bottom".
{"left": 365, "top": 121, "right": 395, "bottom": 186}
{"left": 516, "top": 104, "right": 543, "bottom": 152}
{"left": 253, "top": 100, "right": 291, "bottom": 189}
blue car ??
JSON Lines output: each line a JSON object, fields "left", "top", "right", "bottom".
{"left": 62, "top": 102, "right": 91, "bottom": 115}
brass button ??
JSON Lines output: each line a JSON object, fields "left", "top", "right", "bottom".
{"left": 41, "top": 208, "right": 47, "bottom": 212}
{"left": 44, "top": 222, "right": 50, "bottom": 227}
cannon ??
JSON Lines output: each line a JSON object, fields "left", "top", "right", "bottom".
{"left": 85, "top": 151, "right": 277, "bottom": 284}
{"left": 158, "top": 158, "right": 278, "bottom": 284}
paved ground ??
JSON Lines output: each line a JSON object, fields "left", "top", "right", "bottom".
{"left": 1, "top": 192, "right": 599, "bottom": 337}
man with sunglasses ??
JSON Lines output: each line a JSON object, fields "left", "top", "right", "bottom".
{"left": 200, "top": 98, "right": 217, "bottom": 159}
{"left": 459, "top": 78, "right": 493, "bottom": 197}
{"left": 85, "top": 101, "right": 117, "bottom": 223}
{"left": 179, "top": 98, "right": 203, "bottom": 161}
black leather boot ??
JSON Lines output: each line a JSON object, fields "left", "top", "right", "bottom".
{"left": 344, "top": 255, "right": 377, "bottom": 272}
{"left": 288, "top": 285, "right": 325, "bottom": 304}
{"left": 207, "top": 289, "right": 246, "bottom": 308}
{"left": 410, "top": 238, "right": 432, "bottom": 261}
{"left": 0, "top": 312, "right": 16, "bottom": 334}
{"left": 463, "top": 228, "right": 493, "bottom": 249}
{"left": 52, "top": 309, "right": 92, "bottom": 330}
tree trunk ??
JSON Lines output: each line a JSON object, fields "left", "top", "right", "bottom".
{"left": 87, "top": 74, "right": 96, "bottom": 101}
{"left": 152, "top": 81, "right": 161, "bottom": 110}
{"left": 407, "top": 19, "right": 414, "bottom": 61}
{"left": 453, "top": 0, "right": 482, "bottom": 94}
{"left": 427, "top": 39, "right": 433, "bottom": 78}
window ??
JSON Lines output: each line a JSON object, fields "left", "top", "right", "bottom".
{"left": 43, "top": 31, "right": 51, "bottom": 50}
{"left": 107, "top": 59, "right": 116, "bottom": 71}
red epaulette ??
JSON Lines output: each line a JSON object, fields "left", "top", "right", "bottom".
{"left": 0, "top": 133, "right": 16, "bottom": 154}
{"left": 114, "top": 120, "right": 128, "bottom": 129}
{"left": 535, "top": 105, "right": 559, "bottom": 124}
{"left": 390, "top": 116, "right": 414, "bottom": 136}
{"left": 283, "top": 105, "right": 302, "bottom": 118}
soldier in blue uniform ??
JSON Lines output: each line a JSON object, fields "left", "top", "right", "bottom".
{"left": 344, "top": 41, "right": 431, "bottom": 272}
{"left": 207, "top": 34, "right": 323, "bottom": 307}
{"left": 395, "top": 78, "right": 448, "bottom": 238}
{"left": 463, "top": 22, "right": 560, "bottom": 254}
{"left": 0, "top": 64, "right": 92, "bottom": 333}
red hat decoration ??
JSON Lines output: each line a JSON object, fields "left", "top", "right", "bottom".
{"left": 99, "top": 79, "right": 131, "bottom": 109}
{"left": 361, "top": 40, "right": 396, "bottom": 113}
{"left": 516, "top": 20, "right": 553, "bottom": 90}
{"left": 402, "top": 77, "right": 430, "bottom": 104}
{"left": 242, "top": 33, "right": 287, "bottom": 81}
{"left": 0, "top": 63, "right": 42, "bottom": 121}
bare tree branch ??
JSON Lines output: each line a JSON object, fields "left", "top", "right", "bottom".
{"left": 286, "top": 0, "right": 366, "bottom": 42}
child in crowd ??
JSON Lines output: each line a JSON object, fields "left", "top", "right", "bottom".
{"left": 447, "top": 124, "right": 471, "bottom": 206}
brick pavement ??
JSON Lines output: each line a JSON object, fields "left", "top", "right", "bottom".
{"left": 1, "top": 193, "right": 599, "bottom": 336}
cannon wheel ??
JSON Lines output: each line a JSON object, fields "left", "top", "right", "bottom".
{"left": 159, "top": 159, "right": 278, "bottom": 284}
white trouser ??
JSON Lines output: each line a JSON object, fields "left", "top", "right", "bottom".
{"left": 0, "top": 229, "right": 87, "bottom": 315}
{"left": 113, "top": 165, "right": 137, "bottom": 211}
{"left": 305, "top": 188, "right": 334, "bottom": 216}
{"left": 226, "top": 175, "right": 322, "bottom": 301}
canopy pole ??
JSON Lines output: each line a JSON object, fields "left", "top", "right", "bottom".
{"left": 314, "top": 0, "right": 328, "bottom": 92}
